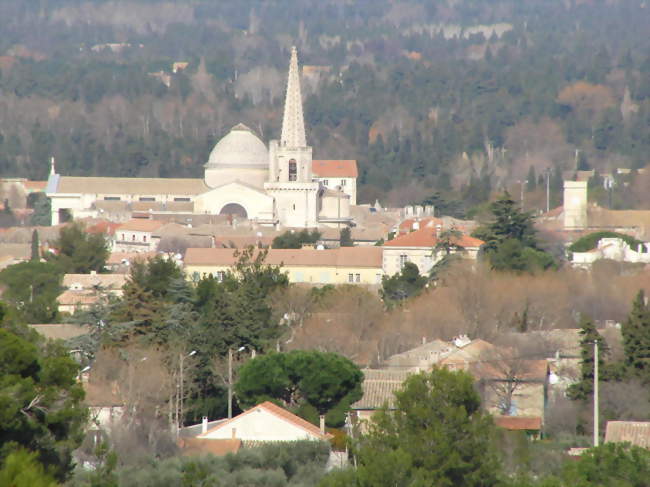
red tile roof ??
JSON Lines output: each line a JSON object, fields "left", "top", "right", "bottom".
{"left": 398, "top": 217, "right": 443, "bottom": 235}
{"left": 199, "top": 401, "right": 331, "bottom": 440}
{"left": 312, "top": 160, "right": 358, "bottom": 178}
{"left": 494, "top": 416, "right": 542, "bottom": 431}
{"left": 384, "top": 227, "right": 484, "bottom": 248}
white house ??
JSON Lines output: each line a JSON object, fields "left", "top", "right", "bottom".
{"left": 382, "top": 224, "right": 483, "bottom": 276}
{"left": 113, "top": 219, "right": 165, "bottom": 252}
{"left": 197, "top": 401, "right": 330, "bottom": 443}
{"left": 571, "top": 237, "right": 650, "bottom": 268}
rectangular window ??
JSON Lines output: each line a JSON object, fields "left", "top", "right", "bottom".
{"left": 139, "top": 197, "right": 155, "bottom": 202}
{"left": 143, "top": 236, "right": 147, "bottom": 243}
{"left": 355, "top": 273, "right": 361, "bottom": 283}
{"left": 348, "top": 273, "right": 354, "bottom": 283}
{"left": 295, "top": 272, "right": 304, "bottom": 283}
{"left": 132, "top": 234, "right": 136, "bottom": 241}
{"left": 216, "top": 271, "right": 225, "bottom": 282}
{"left": 289, "top": 160, "right": 297, "bottom": 181}
{"left": 174, "top": 197, "right": 191, "bottom": 202}
{"left": 104, "top": 196, "right": 120, "bottom": 201}
{"left": 376, "top": 273, "right": 382, "bottom": 284}
{"left": 399, "top": 254, "right": 408, "bottom": 268}
{"left": 341, "top": 179, "right": 347, "bottom": 186}
{"left": 323, "top": 179, "right": 329, "bottom": 186}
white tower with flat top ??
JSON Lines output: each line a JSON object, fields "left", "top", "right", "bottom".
{"left": 564, "top": 180, "right": 588, "bottom": 229}
{"left": 266, "top": 47, "right": 319, "bottom": 228}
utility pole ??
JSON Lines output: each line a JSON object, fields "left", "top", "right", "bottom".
{"left": 546, "top": 169, "right": 550, "bottom": 213}
{"left": 178, "top": 350, "right": 196, "bottom": 437}
{"left": 594, "top": 339, "right": 599, "bottom": 447}
{"left": 227, "top": 348, "right": 233, "bottom": 419}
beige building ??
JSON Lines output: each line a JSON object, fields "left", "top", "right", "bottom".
{"left": 563, "top": 180, "right": 588, "bottom": 229}
{"left": 383, "top": 224, "right": 483, "bottom": 276}
{"left": 46, "top": 48, "right": 357, "bottom": 229}
{"left": 184, "top": 246, "right": 384, "bottom": 285}
{"left": 58, "top": 271, "right": 127, "bottom": 314}
{"left": 113, "top": 219, "right": 165, "bottom": 252}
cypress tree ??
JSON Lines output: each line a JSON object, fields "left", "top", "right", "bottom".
{"left": 622, "top": 290, "right": 650, "bottom": 380}
{"left": 30, "top": 229, "right": 40, "bottom": 261}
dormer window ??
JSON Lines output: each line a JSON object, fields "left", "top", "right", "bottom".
{"left": 289, "top": 159, "right": 297, "bottom": 181}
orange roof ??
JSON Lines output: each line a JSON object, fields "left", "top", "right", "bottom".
{"left": 116, "top": 219, "right": 165, "bottom": 232}
{"left": 200, "top": 401, "right": 331, "bottom": 440}
{"left": 385, "top": 227, "right": 484, "bottom": 248}
{"left": 494, "top": 416, "right": 542, "bottom": 431}
{"left": 87, "top": 220, "right": 121, "bottom": 235}
{"left": 24, "top": 180, "right": 47, "bottom": 192}
{"left": 398, "top": 217, "right": 443, "bottom": 235}
{"left": 179, "top": 438, "right": 241, "bottom": 456}
{"left": 312, "top": 160, "right": 358, "bottom": 178}
{"left": 184, "top": 246, "right": 383, "bottom": 268}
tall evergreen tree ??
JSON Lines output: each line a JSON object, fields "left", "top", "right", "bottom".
{"left": 30, "top": 230, "right": 40, "bottom": 261}
{"left": 567, "top": 315, "right": 608, "bottom": 400}
{"left": 622, "top": 290, "right": 650, "bottom": 380}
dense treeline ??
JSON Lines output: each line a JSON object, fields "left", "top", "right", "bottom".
{"left": 0, "top": 0, "right": 649, "bottom": 212}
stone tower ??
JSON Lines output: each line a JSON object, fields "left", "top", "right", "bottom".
{"left": 563, "top": 180, "right": 588, "bottom": 229}
{"left": 266, "top": 47, "right": 319, "bottom": 227}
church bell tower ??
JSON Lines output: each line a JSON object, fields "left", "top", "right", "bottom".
{"left": 266, "top": 47, "right": 319, "bottom": 227}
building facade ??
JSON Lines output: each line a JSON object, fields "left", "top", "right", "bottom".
{"left": 46, "top": 48, "right": 356, "bottom": 229}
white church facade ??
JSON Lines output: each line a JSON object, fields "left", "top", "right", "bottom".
{"left": 46, "top": 48, "right": 357, "bottom": 228}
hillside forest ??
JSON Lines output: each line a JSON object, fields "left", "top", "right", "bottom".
{"left": 0, "top": 0, "right": 649, "bottom": 215}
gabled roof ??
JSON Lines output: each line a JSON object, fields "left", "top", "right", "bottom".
{"left": 62, "top": 273, "right": 127, "bottom": 290}
{"left": 351, "top": 369, "right": 411, "bottom": 410}
{"left": 605, "top": 421, "right": 650, "bottom": 448}
{"left": 312, "top": 160, "right": 358, "bottom": 178}
{"left": 384, "top": 227, "right": 484, "bottom": 249}
{"left": 198, "top": 401, "right": 330, "bottom": 440}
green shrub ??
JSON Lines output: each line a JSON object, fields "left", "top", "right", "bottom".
{"left": 569, "top": 231, "right": 646, "bottom": 253}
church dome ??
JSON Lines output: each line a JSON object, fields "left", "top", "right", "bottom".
{"left": 206, "top": 124, "right": 268, "bottom": 168}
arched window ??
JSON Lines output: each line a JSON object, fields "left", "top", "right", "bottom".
{"left": 288, "top": 159, "right": 297, "bottom": 181}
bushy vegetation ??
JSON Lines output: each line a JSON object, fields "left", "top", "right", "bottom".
{"left": 272, "top": 229, "right": 322, "bottom": 249}
{"left": 568, "top": 231, "right": 647, "bottom": 253}
{"left": 112, "top": 441, "right": 330, "bottom": 487}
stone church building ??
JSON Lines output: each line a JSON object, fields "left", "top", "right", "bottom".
{"left": 46, "top": 48, "right": 357, "bottom": 228}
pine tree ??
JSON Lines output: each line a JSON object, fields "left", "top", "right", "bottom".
{"left": 622, "top": 290, "right": 650, "bottom": 380}
{"left": 567, "top": 315, "right": 608, "bottom": 400}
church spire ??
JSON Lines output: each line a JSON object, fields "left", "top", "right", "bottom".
{"left": 280, "top": 46, "right": 306, "bottom": 148}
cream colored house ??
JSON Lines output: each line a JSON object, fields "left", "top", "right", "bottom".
{"left": 383, "top": 224, "right": 483, "bottom": 276}
{"left": 46, "top": 48, "right": 356, "bottom": 229}
{"left": 113, "top": 219, "right": 165, "bottom": 252}
{"left": 197, "top": 401, "right": 330, "bottom": 442}
{"left": 184, "top": 246, "right": 384, "bottom": 285}
{"left": 58, "top": 271, "right": 127, "bottom": 314}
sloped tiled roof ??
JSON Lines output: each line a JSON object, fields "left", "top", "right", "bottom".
{"left": 384, "top": 227, "right": 484, "bottom": 249}
{"left": 494, "top": 416, "right": 542, "bottom": 431}
{"left": 199, "top": 401, "right": 330, "bottom": 440}
{"left": 184, "top": 246, "right": 383, "bottom": 268}
{"left": 605, "top": 421, "right": 650, "bottom": 448}
{"left": 57, "top": 290, "right": 101, "bottom": 306}
{"left": 106, "top": 251, "right": 157, "bottom": 265}
{"left": 63, "top": 273, "right": 127, "bottom": 290}
{"left": 352, "top": 369, "right": 411, "bottom": 410}
{"left": 179, "top": 438, "right": 241, "bottom": 456}
{"left": 53, "top": 176, "right": 208, "bottom": 195}
{"left": 312, "top": 160, "right": 358, "bottom": 178}
{"left": 116, "top": 219, "right": 166, "bottom": 232}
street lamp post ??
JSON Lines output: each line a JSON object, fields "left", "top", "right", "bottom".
{"left": 228, "top": 346, "right": 246, "bottom": 419}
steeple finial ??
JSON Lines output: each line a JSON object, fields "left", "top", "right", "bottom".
{"left": 280, "top": 46, "right": 306, "bottom": 148}
{"left": 50, "top": 156, "right": 56, "bottom": 175}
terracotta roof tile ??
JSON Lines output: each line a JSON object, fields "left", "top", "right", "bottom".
{"left": 384, "top": 227, "right": 484, "bottom": 248}
{"left": 494, "top": 416, "right": 542, "bottom": 431}
{"left": 184, "top": 246, "right": 383, "bottom": 268}
{"left": 116, "top": 219, "right": 166, "bottom": 232}
{"left": 605, "top": 421, "right": 650, "bottom": 448}
{"left": 312, "top": 160, "right": 358, "bottom": 178}
{"left": 352, "top": 369, "right": 411, "bottom": 410}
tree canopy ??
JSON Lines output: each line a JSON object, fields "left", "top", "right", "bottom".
{"left": 321, "top": 367, "right": 500, "bottom": 486}
{"left": 235, "top": 350, "right": 363, "bottom": 427}
{"left": 380, "top": 261, "right": 428, "bottom": 306}
{"left": 47, "top": 222, "right": 109, "bottom": 273}
{"left": 0, "top": 303, "right": 88, "bottom": 481}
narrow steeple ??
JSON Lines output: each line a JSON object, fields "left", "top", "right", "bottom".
{"left": 280, "top": 46, "right": 306, "bottom": 148}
